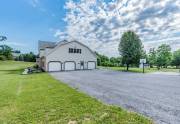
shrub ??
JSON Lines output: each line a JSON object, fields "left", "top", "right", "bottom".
{"left": 33, "top": 64, "right": 39, "bottom": 69}
{"left": 101, "top": 61, "right": 114, "bottom": 67}
{"left": 0, "top": 55, "right": 7, "bottom": 61}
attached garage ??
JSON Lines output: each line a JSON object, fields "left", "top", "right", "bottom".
{"left": 39, "top": 40, "right": 97, "bottom": 72}
{"left": 88, "top": 61, "right": 96, "bottom": 69}
{"left": 48, "top": 61, "right": 62, "bottom": 72}
{"left": 64, "top": 61, "right": 76, "bottom": 71}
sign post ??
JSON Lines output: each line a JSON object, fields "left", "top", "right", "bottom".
{"left": 140, "top": 59, "right": 146, "bottom": 73}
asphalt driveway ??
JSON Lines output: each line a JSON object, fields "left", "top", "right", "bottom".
{"left": 50, "top": 69, "right": 180, "bottom": 124}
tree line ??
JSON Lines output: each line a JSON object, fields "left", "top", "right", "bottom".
{"left": 97, "top": 31, "right": 180, "bottom": 70}
{"left": 0, "top": 45, "right": 36, "bottom": 62}
{"left": 148, "top": 45, "right": 180, "bottom": 69}
{"left": 96, "top": 52, "right": 122, "bottom": 67}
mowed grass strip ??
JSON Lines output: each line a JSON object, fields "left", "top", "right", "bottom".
{"left": 0, "top": 61, "right": 153, "bottom": 124}
{"left": 99, "top": 66, "right": 179, "bottom": 73}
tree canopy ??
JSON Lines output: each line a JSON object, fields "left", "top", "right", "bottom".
{"left": 118, "top": 31, "right": 143, "bottom": 70}
{"left": 95, "top": 52, "right": 122, "bottom": 67}
{"left": 17, "top": 52, "right": 36, "bottom": 62}
{"left": 148, "top": 48, "right": 157, "bottom": 67}
{"left": 0, "top": 45, "right": 13, "bottom": 60}
{"left": 156, "top": 44, "right": 172, "bottom": 68}
{"left": 171, "top": 49, "right": 180, "bottom": 68}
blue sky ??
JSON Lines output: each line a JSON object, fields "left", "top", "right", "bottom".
{"left": 0, "top": 0, "right": 180, "bottom": 56}
{"left": 0, "top": 0, "right": 67, "bottom": 53}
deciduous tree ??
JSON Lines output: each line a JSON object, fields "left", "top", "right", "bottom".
{"left": 148, "top": 48, "right": 157, "bottom": 67}
{"left": 156, "top": 44, "right": 172, "bottom": 69}
{"left": 171, "top": 49, "right": 180, "bottom": 68}
{"left": 0, "top": 45, "right": 13, "bottom": 60}
{"left": 118, "top": 31, "right": 143, "bottom": 71}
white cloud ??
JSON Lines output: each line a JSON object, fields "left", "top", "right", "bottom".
{"left": 0, "top": 41, "right": 27, "bottom": 47}
{"left": 55, "top": 0, "right": 180, "bottom": 57}
{"left": 144, "top": 36, "right": 180, "bottom": 52}
{"left": 29, "top": 0, "right": 39, "bottom": 8}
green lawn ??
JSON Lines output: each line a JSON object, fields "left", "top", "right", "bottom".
{"left": 0, "top": 61, "right": 152, "bottom": 124}
{"left": 99, "top": 66, "right": 179, "bottom": 73}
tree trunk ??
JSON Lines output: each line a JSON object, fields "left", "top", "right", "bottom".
{"left": 126, "top": 64, "right": 129, "bottom": 71}
{"left": 157, "top": 66, "right": 160, "bottom": 70}
{"left": 150, "top": 65, "right": 153, "bottom": 68}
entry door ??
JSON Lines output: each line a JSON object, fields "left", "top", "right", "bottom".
{"left": 80, "top": 61, "right": 84, "bottom": 70}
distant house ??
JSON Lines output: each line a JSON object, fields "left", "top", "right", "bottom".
{"left": 37, "top": 40, "right": 97, "bottom": 72}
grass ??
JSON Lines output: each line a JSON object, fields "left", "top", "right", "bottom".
{"left": 99, "top": 66, "right": 179, "bottom": 73}
{"left": 0, "top": 61, "right": 153, "bottom": 124}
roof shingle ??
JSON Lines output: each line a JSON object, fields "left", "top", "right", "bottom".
{"left": 38, "top": 41, "right": 57, "bottom": 51}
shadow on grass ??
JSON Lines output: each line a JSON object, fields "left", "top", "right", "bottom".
{"left": 0, "top": 69, "right": 46, "bottom": 75}
{"left": 0, "top": 68, "right": 46, "bottom": 75}
{"left": 0, "top": 69, "right": 23, "bottom": 74}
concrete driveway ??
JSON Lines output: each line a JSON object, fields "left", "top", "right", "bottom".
{"left": 50, "top": 69, "right": 180, "bottom": 124}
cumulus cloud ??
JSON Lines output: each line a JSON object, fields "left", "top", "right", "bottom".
{"left": 55, "top": 0, "right": 180, "bottom": 57}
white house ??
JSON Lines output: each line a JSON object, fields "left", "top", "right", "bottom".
{"left": 37, "top": 40, "right": 97, "bottom": 72}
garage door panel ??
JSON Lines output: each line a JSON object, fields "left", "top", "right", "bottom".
{"left": 48, "top": 62, "right": 61, "bottom": 72}
{"left": 88, "top": 62, "right": 96, "bottom": 69}
{"left": 64, "top": 62, "right": 75, "bottom": 71}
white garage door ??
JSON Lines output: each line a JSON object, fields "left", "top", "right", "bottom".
{"left": 88, "top": 62, "right": 96, "bottom": 69}
{"left": 48, "top": 62, "right": 61, "bottom": 72}
{"left": 64, "top": 62, "right": 75, "bottom": 71}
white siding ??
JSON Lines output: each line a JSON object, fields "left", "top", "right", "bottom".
{"left": 45, "top": 48, "right": 53, "bottom": 55}
{"left": 39, "top": 50, "right": 45, "bottom": 57}
{"left": 45, "top": 41, "right": 96, "bottom": 71}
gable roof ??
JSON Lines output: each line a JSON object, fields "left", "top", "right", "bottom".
{"left": 46, "top": 40, "right": 97, "bottom": 58}
{"left": 38, "top": 40, "right": 57, "bottom": 51}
